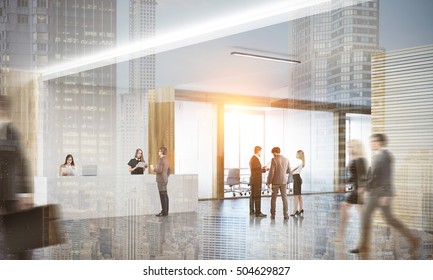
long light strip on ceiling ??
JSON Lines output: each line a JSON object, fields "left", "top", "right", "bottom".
{"left": 231, "top": 52, "right": 300, "bottom": 64}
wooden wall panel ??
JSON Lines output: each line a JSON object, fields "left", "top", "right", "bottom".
{"left": 148, "top": 88, "right": 175, "bottom": 173}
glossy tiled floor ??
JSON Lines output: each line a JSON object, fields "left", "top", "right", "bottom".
{"left": 32, "top": 193, "right": 432, "bottom": 260}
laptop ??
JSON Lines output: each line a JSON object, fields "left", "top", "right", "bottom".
{"left": 81, "top": 164, "right": 98, "bottom": 176}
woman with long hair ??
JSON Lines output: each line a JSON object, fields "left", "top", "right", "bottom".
{"left": 336, "top": 139, "right": 367, "bottom": 244}
{"left": 128, "top": 148, "right": 147, "bottom": 174}
{"left": 290, "top": 150, "right": 305, "bottom": 217}
{"left": 59, "top": 154, "right": 77, "bottom": 176}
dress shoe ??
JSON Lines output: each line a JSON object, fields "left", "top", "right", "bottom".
{"left": 350, "top": 247, "right": 369, "bottom": 254}
{"left": 249, "top": 212, "right": 255, "bottom": 215}
{"left": 156, "top": 212, "right": 167, "bottom": 217}
{"left": 290, "top": 210, "right": 299, "bottom": 216}
{"left": 256, "top": 213, "right": 267, "bottom": 218}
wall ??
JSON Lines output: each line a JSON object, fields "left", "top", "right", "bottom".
{"left": 175, "top": 101, "right": 215, "bottom": 199}
{"left": 372, "top": 44, "right": 433, "bottom": 231}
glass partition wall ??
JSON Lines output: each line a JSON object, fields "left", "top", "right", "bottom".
{"left": 174, "top": 100, "right": 368, "bottom": 199}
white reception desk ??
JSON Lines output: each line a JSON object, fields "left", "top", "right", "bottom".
{"left": 34, "top": 174, "right": 198, "bottom": 220}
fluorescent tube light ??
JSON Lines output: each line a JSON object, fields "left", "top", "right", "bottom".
{"left": 231, "top": 52, "right": 300, "bottom": 64}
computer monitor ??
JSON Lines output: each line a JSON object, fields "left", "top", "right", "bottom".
{"left": 81, "top": 165, "right": 97, "bottom": 176}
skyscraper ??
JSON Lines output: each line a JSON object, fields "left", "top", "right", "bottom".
{"left": 0, "top": 0, "right": 46, "bottom": 176}
{"left": 44, "top": 0, "right": 117, "bottom": 177}
{"left": 116, "top": 0, "right": 156, "bottom": 171}
{"left": 289, "top": 0, "right": 381, "bottom": 190}
{"left": 291, "top": 0, "right": 381, "bottom": 105}
{"left": 1, "top": 0, "right": 117, "bottom": 177}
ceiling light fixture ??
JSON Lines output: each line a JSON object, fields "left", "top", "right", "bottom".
{"left": 231, "top": 52, "right": 300, "bottom": 64}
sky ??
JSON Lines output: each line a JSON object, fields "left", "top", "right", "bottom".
{"left": 380, "top": 0, "right": 433, "bottom": 51}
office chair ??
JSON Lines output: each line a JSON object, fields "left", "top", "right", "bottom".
{"left": 240, "top": 176, "right": 251, "bottom": 196}
{"left": 261, "top": 173, "right": 271, "bottom": 195}
{"left": 224, "top": 168, "right": 243, "bottom": 197}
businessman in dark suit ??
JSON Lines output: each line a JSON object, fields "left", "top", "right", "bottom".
{"left": 0, "top": 95, "right": 33, "bottom": 259}
{"left": 267, "top": 147, "right": 290, "bottom": 220}
{"left": 151, "top": 146, "right": 171, "bottom": 217}
{"left": 355, "top": 134, "right": 420, "bottom": 259}
{"left": 249, "top": 146, "right": 267, "bottom": 218}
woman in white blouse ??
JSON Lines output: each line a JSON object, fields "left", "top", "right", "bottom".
{"left": 59, "top": 154, "right": 77, "bottom": 176}
{"left": 290, "top": 150, "right": 305, "bottom": 216}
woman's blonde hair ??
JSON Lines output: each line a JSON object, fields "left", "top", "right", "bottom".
{"left": 296, "top": 150, "right": 305, "bottom": 167}
{"left": 348, "top": 139, "right": 365, "bottom": 158}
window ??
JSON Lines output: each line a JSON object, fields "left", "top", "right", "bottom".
{"left": 37, "top": 15, "right": 48, "bottom": 24}
{"left": 37, "top": 43, "right": 47, "bottom": 51}
{"left": 18, "top": 0, "right": 28, "bottom": 8}
{"left": 37, "top": 32, "right": 48, "bottom": 41}
{"left": 17, "top": 14, "right": 29, "bottom": 24}
{"left": 37, "top": 0, "right": 47, "bottom": 8}
{"left": 37, "top": 55, "right": 47, "bottom": 62}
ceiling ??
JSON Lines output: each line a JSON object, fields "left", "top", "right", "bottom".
{"left": 153, "top": 0, "right": 354, "bottom": 97}
{"left": 42, "top": 0, "right": 372, "bottom": 98}
{"left": 153, "top": 0, "right": 319, "bottom": 97}
{"left": 155, "top": 22, "right": 291, "bottom": 97}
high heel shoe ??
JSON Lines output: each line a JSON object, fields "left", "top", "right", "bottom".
{"left": 299, "top": 209, "right": 304, "bottom": 216}
{"left": 290, "top": 210, "right": 299, "bottom": 216}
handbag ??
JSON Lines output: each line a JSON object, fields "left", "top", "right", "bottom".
{"left": 2, "top": 204, "right": 63, "bottom": 254}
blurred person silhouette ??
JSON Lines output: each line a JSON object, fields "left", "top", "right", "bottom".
{"left": 290, "top": 150, "right": 305, "bottom": 217}
{"left": 266, "top": 147, "right": 290, "bottom": 220}
{"left": 150, "top": 147, "right": 171, "bottom": 217}
{"left": 127, "top": 148, "right": 147, "bottom": 174}
{"left": 353, "top": 134, "right": 420, "bottom": 259}
{"left": 334, "top": 140, "right": 367, "bottom": 243}
{"left": 59, "top": 154, "right": 77, "bottom": 176}
{"left": 0, "top": 95, "right": 33, "bottom": 259}
{"left": 249, "top": 146, "right": 267, "bottom": 218}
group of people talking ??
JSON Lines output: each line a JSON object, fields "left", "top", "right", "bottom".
{"left": 249, "top": 146, "right": 305, "bottom": 220}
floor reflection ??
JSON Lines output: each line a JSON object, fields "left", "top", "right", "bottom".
{"left": 33, "top": 193, "right": 432, "bottom": 260}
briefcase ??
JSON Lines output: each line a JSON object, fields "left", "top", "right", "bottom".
{"left": 2, "top": 204, "right": 63, "bottom": 254}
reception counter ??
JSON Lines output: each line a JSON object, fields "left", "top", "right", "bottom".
{"left": 34, "top": 174, "right": 198, "bottom": 220}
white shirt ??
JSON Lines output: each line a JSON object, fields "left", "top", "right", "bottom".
{"left": 291, "top": 158, "right": 303, "bottom": 175}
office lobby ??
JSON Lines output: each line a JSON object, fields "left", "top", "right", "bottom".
{"left": 1, "top": 0, "right": 432, "bottom": 263}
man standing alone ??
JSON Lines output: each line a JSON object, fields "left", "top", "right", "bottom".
{"left": 249, "top": 146, "right": 267, "bottom": 218}
{"left": 267, "top": 147, "right": 290, "bottom": 220}
{"left": 151, "top": 147, "right": 171, "bottom": 217}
